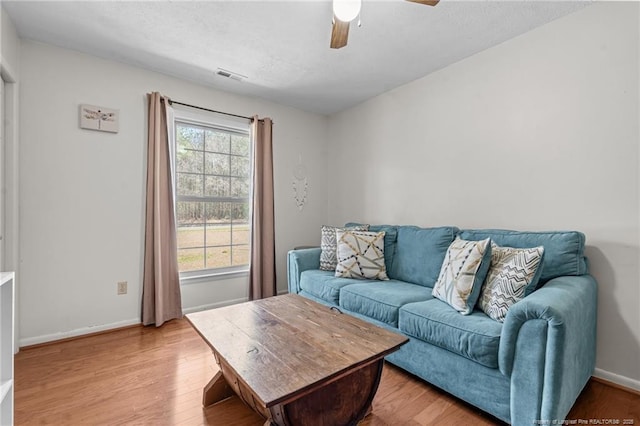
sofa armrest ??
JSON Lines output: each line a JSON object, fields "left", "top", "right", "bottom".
{"left": 287, "top": 248, "right": 321, "bottom": 294}
{"left": 499, "top": 275, "right": 597, "bottom": 423}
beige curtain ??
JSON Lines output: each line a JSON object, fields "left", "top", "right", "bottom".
{"left": 142, "top": 92, "right": 183, "bottom": 326}
{"left": 249, "top": 117, "right": 276, "bottom": 300}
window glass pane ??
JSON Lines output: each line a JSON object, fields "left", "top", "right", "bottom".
{"left": 231, "top": 135, "right": 250, "bottom": 156}
{"left": 177, "top": 173, "right": 203, "bottom": 196}
{"left": 205, "top": 130, "right": 230, "bottom": 153}
{"left": 205, "top": 176, "right": 230, "bottom": 197}
{"left": 232, "top": 245, "right": 250, "bottom": 266}
{"left": 232, "top": 221, "right": 250, "bottom": 245}
{"left": 206, "top": 246, "right": 232, "bottom": 269}
{"left": 176, "top": 121, "right": 251, "bottom": 274}
{"left": 206, "top": 222, "right": 231, "bottom": 247}
{"left": 176, "top": 201, "right": 205, "bottom": 225}
{"left": 177, "top": 225, "right": 205, "bottom": 249}
{"left": 178, "top": 248, "right": 205, "bottom": 271}
{"left": 230, "top": 177, "right": 249, "bottom": 197}
{"left": 177, "top": 149, "right": 203, "bottom": 173}
{"left": 231, "top": 203, "right": 249, "bottom": 221}
{"left": 205, "top": 152, "right": 230, "bottom": 175}
{"left": 177, "top": 125, "right": 204, "bottom": 150}
{"left": 205, "top": 202, "right": 231, "bottom": 222}
{"left": 230, "top": 156, "right": 250, "bottom": 177}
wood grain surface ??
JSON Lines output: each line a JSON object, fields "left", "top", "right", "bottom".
{"left": 186, "top": 294, "right": 408, "bottom": 408}
{"left": 14, "top": 317, "right": 640, "bottom": 425}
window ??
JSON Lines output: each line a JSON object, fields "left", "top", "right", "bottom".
{"left": 174, "top": 119, "right": 251, "bottom": 277}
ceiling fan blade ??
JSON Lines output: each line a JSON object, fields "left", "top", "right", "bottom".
{"left": 330, "top": 17, "right": 350, "bottom": 49}
{"left": 406, "top": 0, "right": 440, "bottom": 6}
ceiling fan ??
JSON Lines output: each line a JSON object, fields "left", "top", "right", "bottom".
{"left": 330, "top": 0, "right": 439, "bottom": 49}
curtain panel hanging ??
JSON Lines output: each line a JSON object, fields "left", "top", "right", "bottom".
{"left": 142, "top": 92, "right": 183, "bottom": 326}
{"left": 249, "top": 116, "right": 276, "bottom": 300}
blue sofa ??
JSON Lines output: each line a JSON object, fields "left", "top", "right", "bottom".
{"left": 287, "top": 224, "right": 597, "bottom": 425}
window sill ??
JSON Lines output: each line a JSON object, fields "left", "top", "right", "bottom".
{"left": 180, "top": 269, "right": 249, "bottom": 285}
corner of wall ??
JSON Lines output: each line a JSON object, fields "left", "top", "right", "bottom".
{"left": 1, "top": 6, "right": 21, "bottom": 78}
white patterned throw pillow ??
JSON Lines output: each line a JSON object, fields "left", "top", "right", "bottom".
{"left": 432, "top": 237, "right": 492, "bottom": 315}
{"left": 319, "top": 225, "right": 369, "bottom": 271}
{"left": 335, "top": 230, "right": 389, "bottom": 280}
{"left": 479, "top": 243, "right": 544, "bottom": 322}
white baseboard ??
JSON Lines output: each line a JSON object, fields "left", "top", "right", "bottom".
{"left": 594, "top": 368, "right": 640, "bottom": 392}
{"left": 19, "top": 317, "right": 141, "bottom": 348}
{"left": 182, "top": 297, "right": 248, "bottom": 315}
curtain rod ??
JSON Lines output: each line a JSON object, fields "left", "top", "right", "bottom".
{"left": 166, "top": 98, "right": 264, "bottom": 123}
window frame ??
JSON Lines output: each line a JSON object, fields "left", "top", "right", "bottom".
{"left": 173, "top": 109, "right": 252, "bottom": 282}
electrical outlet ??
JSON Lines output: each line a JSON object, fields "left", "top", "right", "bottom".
{"left": 117, "top": 281, "right": 127, "bottom": 295}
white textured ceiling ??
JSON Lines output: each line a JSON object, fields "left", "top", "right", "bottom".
{"left": 3, "top": 0, "right": 590, "bottom": 115}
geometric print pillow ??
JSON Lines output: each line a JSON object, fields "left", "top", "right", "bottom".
{"left": 335, "top": 230, "right": 389, "bottom": 280}
{"left": 478, "top": 243, "right": 545, "bottom": 322}
{"left": 319, "top": 224, "right": 369, "bottom": 271}
{"left": 432, "top": 237, "right": 492, "bottom": 315}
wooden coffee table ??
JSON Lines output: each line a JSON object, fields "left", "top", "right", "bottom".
{"left": 186, "top": 293, "right": 408, "bottom": 426}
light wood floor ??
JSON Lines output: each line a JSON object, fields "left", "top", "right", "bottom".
{"left": 14, "top": 319, "right": 640, "bottom": 425}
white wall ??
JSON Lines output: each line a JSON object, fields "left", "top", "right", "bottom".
{"left": 328, "top": 3, "right": 640, "bottom": 389}
{"left": 18, "top": 41, "right": 328, "bottom": 345}
{"left": 1, "top": 7, "right": 21, "bottom": 353}
{"left": 1, "top": 7, "right": 20, "bottom": 77}
{"left": 1, "top": 4, "right": 21, "bottom": 273}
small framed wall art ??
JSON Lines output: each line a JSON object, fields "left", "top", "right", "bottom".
{"left": 79, "top": 104, "right": 119, "bottom": 133}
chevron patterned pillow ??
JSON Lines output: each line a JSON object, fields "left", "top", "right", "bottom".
{"left": 432, "top": 237, "right": 492, "bottom": 315}
{"left": 319, "top": 224, "right": 369, "bottom": 271}
{"left": 335, "top": 230, "right": 389, "bottom": 280}
{"left": 478, "top": 243, "right": 545, "bottom": 322}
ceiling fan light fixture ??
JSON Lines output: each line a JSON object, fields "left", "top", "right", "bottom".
{"left": 333, "top": 0, "right": 361, "bottom": 22}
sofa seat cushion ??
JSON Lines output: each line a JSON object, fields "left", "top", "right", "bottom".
{"left": 339, "top": 281, "right": 432, "bottom": 327}
{"left": 299, "top": 270, "right": 360, "bottom": 305}
{"left": 399, "top": 299, "right": 503, "bottom": 368}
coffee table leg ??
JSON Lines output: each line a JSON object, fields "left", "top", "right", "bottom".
{"left": 203, "top": 370, "right": 235, "bottom": 407}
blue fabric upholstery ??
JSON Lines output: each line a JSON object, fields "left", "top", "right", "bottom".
{"left": 298, "top": 290, "right": 335, "bottom": 307}
{"left": 299, "top": 270, "right": 359, "bottom": 305}
{"left": 500, "top": 275, "right": 597, "bottom": 422}
{"left": 388, "top": 225, "right": 458, "bottom": 287}
{"left": 286, "top": 225, "right": 597, "bottom": 426}
{"left": 339, "top": 307, "right": 511, "bottom": 423}
{"left": 510, "top": 319, "right": 548, "bottom": 423}
{"left": 386, "top": 336, "right": 512, "bottom": 423}
{"left": 458, "top": 229, "right": 588, "bottom": 283}
{"left": 399, "top": 299, "right": 502, "bottom": 368}
{"left": 287, "top": 248, "right": 321, "bottom": 294}
{"left": 339, "top": 280, "right": 432, "bottom": 327}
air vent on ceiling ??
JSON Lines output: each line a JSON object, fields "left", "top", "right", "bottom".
{"left": 216, "top": 68, "right": 247, "bottom": 82}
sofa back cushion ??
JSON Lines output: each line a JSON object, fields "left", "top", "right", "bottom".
{"left": 458, "top": 229, "right": 588, "bottom": 283}
{"left": 388, "top": 226, "right": 459, "bottom": 287}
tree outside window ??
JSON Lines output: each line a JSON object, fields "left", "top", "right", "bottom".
{"left": 175, "top": 121, "right": 251, "bottom": 274}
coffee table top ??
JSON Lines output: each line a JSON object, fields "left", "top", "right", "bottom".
{"left": 186, "top": 293, "right": 408, "bottom": 407}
